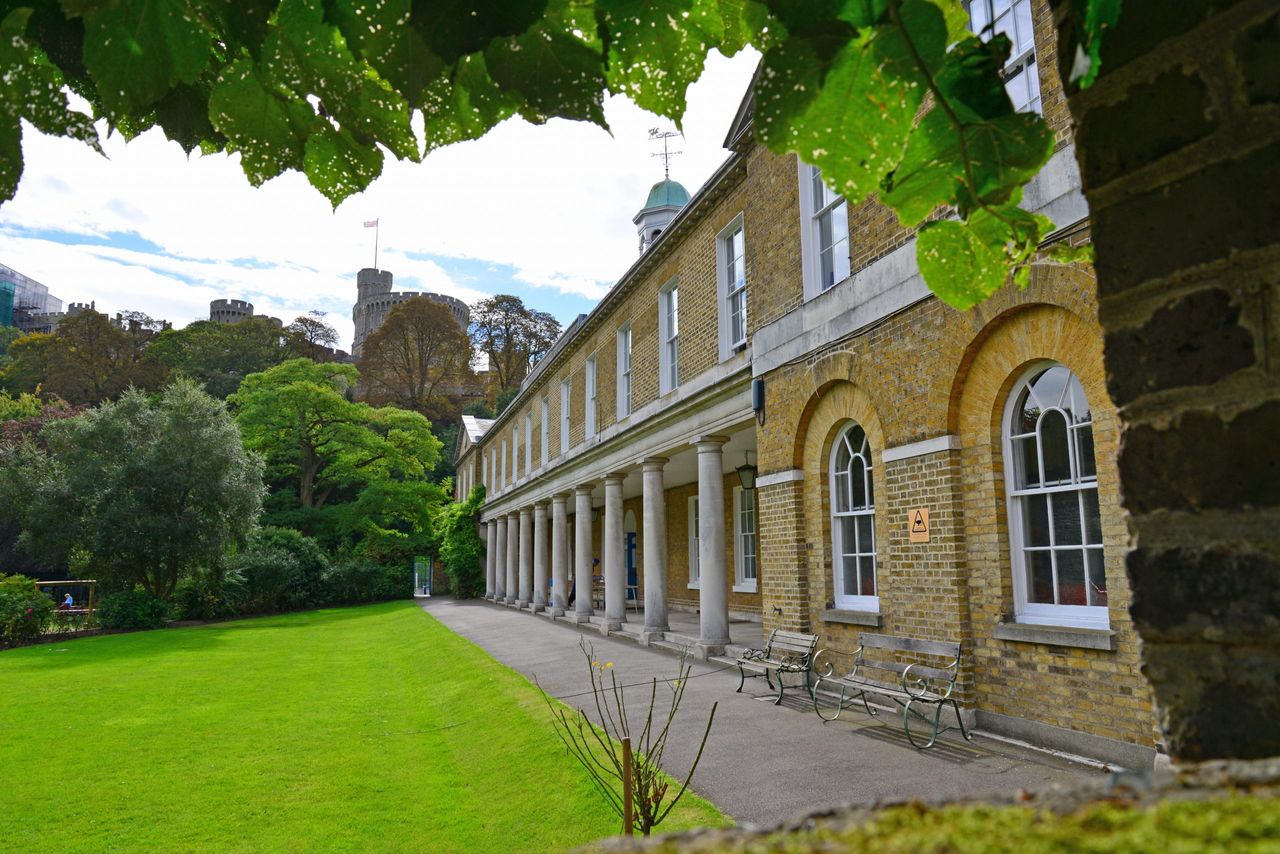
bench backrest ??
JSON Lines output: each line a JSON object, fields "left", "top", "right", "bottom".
{"left": 765, "top": 628, "right": 819, "bottom": 659}
{"left": 854, "top": 633, "right": 962, "bottom": 683}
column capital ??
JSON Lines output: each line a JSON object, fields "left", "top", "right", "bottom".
{"left": 519, "top": 506, "right": 533, "bottom": 519}
{"left": 533, "top": 501, "right": 549, "bottom": 515}
{"left": 641, "top": 457, "right": 669, "bottom": 471}
{"left": 603, "top": 471, "right": 628, "bottom": 485}
{"left": 695, "top": 435, "right": 730, "bottom": 452}
{"left": 574, "top": 483, "right": 595, "bottom": 496}
{"left": 551, "top": 492, "right": 570, "bottom": 506}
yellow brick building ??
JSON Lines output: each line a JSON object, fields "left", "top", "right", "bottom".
{"left": 455, "top": 0, "right": 1158, "bottom": 769}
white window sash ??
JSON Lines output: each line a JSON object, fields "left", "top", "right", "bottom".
{"left": 560, "top": 380, "right": 570, "bottom": 454}
{"left": 733, "top": 486, "right": 758, "bottom": 593}
{"left": 829, "top": 426, "right": 878, "bottom": 611}
{"left": 524, "top": 414, "right": 532, "bottom": 472}
{"left": 585, "top": 357, "right": 597, "bottom": 438}
{"left": 540, "top": 398, "right": 549, "bottom": 463}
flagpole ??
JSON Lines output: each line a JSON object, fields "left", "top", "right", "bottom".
{"left": 374, "top": 221, "right": 379, "bottom": 270}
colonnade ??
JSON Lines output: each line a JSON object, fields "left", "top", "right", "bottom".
{"left": 479, "top": 437, "right": 731, "bottom": 656}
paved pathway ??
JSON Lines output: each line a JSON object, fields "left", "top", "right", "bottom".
{"left": 417, "top": 596, "right": 1104, "bottom": 828}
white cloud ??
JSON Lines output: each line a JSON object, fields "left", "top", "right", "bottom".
{"left": 0, "top": 48, "right": 761, "bottom": 348}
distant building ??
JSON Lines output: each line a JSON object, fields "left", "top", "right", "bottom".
{"left": 209, "top": 298, "right": 282, "bottom": 327}
{"left": 351, "top": 267, "right": 470, "bottom": 358}
{"left": 1, "top": 263, "right": 63, "bottom": 330}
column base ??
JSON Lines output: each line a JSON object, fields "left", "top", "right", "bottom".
{"left": 531, "top": 602, "right": 545, "bottom": 613}
{"left": 603, "top": 618, "right": 625, "bottom": 634}
{"left": 504, "top": 597, "right": 518, "bottom": 606}
{"left": 571, "top": 611, "right": 594, "bottom": 624}
{"left": 550, "top": 606, "right": 565, "bottom": 618}
{"left": 638, "top": 628, "right": 668, "bottom": 647}
{"left": 693, "top": 641, "right": 727, "bottom": 661}
{"left": 516, "top": 599, "right": 530, "bottom": 609}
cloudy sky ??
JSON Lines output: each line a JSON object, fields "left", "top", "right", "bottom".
{"left": 0, "top": 49, "right": 760, "bottom": 351}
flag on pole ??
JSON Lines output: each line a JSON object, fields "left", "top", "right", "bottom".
{"left": 363, "top": 219, "right": 379, "bottom": 227}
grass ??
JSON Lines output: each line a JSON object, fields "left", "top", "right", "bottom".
{"left": 0, "top": 601, "right": 727, "bottom": 852}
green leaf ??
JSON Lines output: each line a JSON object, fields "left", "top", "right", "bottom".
{"left": 598, "top": 0, "right": 724, "bottom": 124}
{"left": 303, "top": 123, "right": 384, "bottom": 207}
{"left": 0, "top": 110, "right": 22, "bottom": 204}
{"left": 419, "top": 53, "right": 521, "bottom": 151}
{"left": 1075, "top": 0, "right": 1122, "bottom": 88}
{"left": 209, "top": 57, "right": 318, "bottom": 186}
{"left": 266, "top": 0, "right": 419, "bottom": 163}
{"left": 757, "top": 0, "right": 945, "bottom": 203}
{"left": 485, "top": 25, "right": 606, "bottom": 125}
{"left": 916, "top": 198, "right": 1051, "bottom": 310}
{"left": 80, "top": 0, "right": 212, "bottom": 115}
{"left": 154, "top": 83, "right": 223, "bottom": 154}
{"left": 409, "top": 0, "right": 549, "bottom": 64}
{"left": 325, "top": 0, "right": 446, "bottom": 107}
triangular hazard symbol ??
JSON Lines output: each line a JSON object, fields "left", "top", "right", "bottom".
{"left": 911, "top": 511, "right": 927, "bottom": 533}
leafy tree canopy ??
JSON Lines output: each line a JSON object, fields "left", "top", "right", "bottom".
{"left": 284, "top": 311, "right": 341, "bottom": 361}
{"left": 470, "top": 294, "right": 561, "bottom": 394}
{"left": 4, "top": 378, "right": 264, "bottom": 599}
{"left": 0, "top": 0, "right": 1118, "bottom": 307}
{"left": 360, "top": 297, "right": 475, "bottom": 421}
{"left": 149, "top": 316, "right": 291, "bottom": 398}
{"left": 229, "top": 358, "right": 442, "bottom": 512}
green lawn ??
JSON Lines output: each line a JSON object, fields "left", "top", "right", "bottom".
{"left": 0, "top": 601, "right": 726, "bottom": 852}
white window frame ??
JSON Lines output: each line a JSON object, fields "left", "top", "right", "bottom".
{"left": 616, "top": 324, "right": 632, "bottom": 420}
{"left": 511, "top": 427, "right": 519, "bottom": 481}
{"left": 716, "top": 214, "right": 748, "bottom": 361}
{"left": 482, "top": 454, "right": 489, "bottom": 494}
{"left": 658, "top": 278, "right": 680, "bottom": 395}
{"left": 584, "top": 355, "right": 597, "bottom": 439}
{"left": 500, "top": 440, "right": 507, "bottom": 490}
{"left": 732, "top": 485, "right": 758, "bottom": 593}
{"left": 1002, "top": 361, "right": 1109, "bottom": 629}
{"left": 524, "top": 412, "right": 532, "bottom": 473}
{"left": 829, "top": 422, "right": 878, "bottom": 611}
{"left": 967, "top": 0, "right": 1042, "bottom": 114}
{"left": 540, "top": 396, "right": 549, "bottom": 465}
{"left": 560, "top": 379, "right": 571, "bottom": 454}
{"left": 797, "top": 162, "right": 851, "bottom": 301}
{"left": 687, "top": 495, "right": 700, "bottom": 589}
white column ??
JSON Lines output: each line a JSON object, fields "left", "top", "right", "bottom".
{"left": 484, "top": 521, "right": 495, "bottom": 599}
{"left": 505, "top": 512, "right": 519, "bottom": 605}
{"left": 574, "top": 484, "right": 594, "bottom": 621}
{"left": 533, "top": 502, "right": 549, "bottom": 612}
{"left": 642, "top": 458, "right": 670, "bottom": 635}
{"left": 603, "top": 473, "right": 627, "bottom": 630}
{"left": 493, "top": 515, "right": 507, "bottom": 601}
{"left": 696, "top": 436, "right": 730, "bottom": 656}
{"left": 550, "top": 494, "right": 569, "bottom": 616}
{"left": 518, "top": 506, "right": 533, "bottom": 607}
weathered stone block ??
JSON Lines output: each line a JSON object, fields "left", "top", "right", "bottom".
{"left": 1241, "top": 11, "right": 1280, "bottom": 105}
{"left": 1120, "top": 401, "right": 1280, "bottom": 512}
{"left": 1092, "top": 142, "right": 1280, "bottom": 294}
{"left": 1103, "top": 288, "right": 1254, "bottom": 403}
{"left": 1128, "top": 545, "right": 1280, "bottom": 643}
{"left": 1077, "top": 70, "right": 1213, "bottom": 190}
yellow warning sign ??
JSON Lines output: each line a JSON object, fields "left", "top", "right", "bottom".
{"left": 908, "top": 508, "right": 930, "bottom": 543}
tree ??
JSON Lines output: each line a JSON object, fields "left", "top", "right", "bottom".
{"left": 150, "top": 317, "right": 290, "bottom": 398}
{"left": 470, "top": 295, "right": 561, "bottom": 394}
{"left": 359, "top": 298, "right": 474, "bottom": 420}
{"left": 0, "top": 1, "right": 1118, "bottom": 307}
{"left": 437, "top": 485, "right": 486, "bottom": 598}
{"left": 229, "top": 359, "right": 441, "bottom": 512}
{"left": 1, "top": 311, "right": 167, "bottom": 404}
{"left": 6, "top": 379, "right": 264, "bottom": 599}
{"left": 285, "top": 311, "right": 340, "bottom": 361}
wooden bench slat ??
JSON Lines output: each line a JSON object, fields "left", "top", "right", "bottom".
{"left": 774, "top": 630, "right": 817, "bottom": 642}
{"left": 854, "top": 659, "right": 955, "bottom": 682}
{"left": 859, "top": 633, "right": 960, "bottom": 658}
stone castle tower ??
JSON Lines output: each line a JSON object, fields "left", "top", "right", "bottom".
{"left": 351, "top": 267, "right": 470, "bottom": 358}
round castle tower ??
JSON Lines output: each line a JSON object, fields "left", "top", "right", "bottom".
{"left": 351, "top": 267, "right": 470, "bottom": 358}
{"left": 210, "top": 298, "right": 254, "bottom": 324}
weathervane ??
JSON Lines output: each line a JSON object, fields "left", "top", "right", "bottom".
{"left": 648, "top": 128, "right": 683, "bottom": 179}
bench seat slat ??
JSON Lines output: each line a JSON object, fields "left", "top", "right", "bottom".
{"left": 853, "top": 659, "right": 955, "bottom": 683}
{"left": 859, "top": 633, "right": 960, "bottom": 658}
{"left": 821, "top": 675, "right": 944, "bottom": 703}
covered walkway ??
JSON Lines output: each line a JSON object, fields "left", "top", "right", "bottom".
{"left": 418, "top": 596, "right": 1103, "bottom": 828}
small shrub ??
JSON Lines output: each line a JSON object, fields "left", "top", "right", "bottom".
{"left": 172, "top": 567, "right": 247, "bottom": 621}
{"left": 322, "top": 558, "right": 411, "bottom": 605}
{"left": 0, "top": 573, "right": 55, "bottom": 646}
{"left": 98, "top": 587, "right": 170, "bottom": 630}
{"left": 232, "top": 545, "right": 300, "bottom": 614}
{"left": 250, "top": 527, "right": 328, "bottom": 608}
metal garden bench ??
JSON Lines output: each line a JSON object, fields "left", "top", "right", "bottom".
{"left": 812, "top": 632, "right": 973, "bottom": 749}
{"left": 736, "top": 628, "right": 819, "bottom": 704}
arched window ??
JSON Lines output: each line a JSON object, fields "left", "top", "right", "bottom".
{"left": 1003, "top": 363, "right": 1107, "bottom": 627}
{"left": 830, "top": 423, "right": 877, "bottom": 609}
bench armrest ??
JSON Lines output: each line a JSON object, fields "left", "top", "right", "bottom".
{"left": 739, "top": 647, "right": 768, "bottom": 662}
{"left": 900, "top": 663, "right": 957, "bottom": 701}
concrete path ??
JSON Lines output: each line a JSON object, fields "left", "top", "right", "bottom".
{"left": 417, "top": 596, "right": 1104, "bottom": 828}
